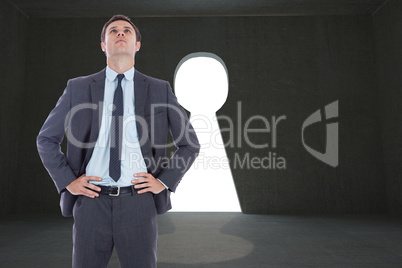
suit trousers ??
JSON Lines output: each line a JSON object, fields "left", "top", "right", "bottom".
{"left": 72, "top": 188, "right": 158, "bottom": 268}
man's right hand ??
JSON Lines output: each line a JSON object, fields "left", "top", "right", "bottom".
{"left": 66, "top": 174, "right": 102, "bottom": 198}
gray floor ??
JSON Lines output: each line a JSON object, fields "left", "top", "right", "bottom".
{"left": 1, "top": 213, "right": 402, "bottom": 267}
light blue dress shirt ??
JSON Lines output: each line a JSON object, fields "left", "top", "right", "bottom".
{"left": 86, "top": 66, "right": 147, "bottom": 187}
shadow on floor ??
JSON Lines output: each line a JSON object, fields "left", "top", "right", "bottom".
{"left": 1, "top": 213, "right": 402, "bottom": 267}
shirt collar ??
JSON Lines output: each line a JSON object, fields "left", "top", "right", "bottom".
{"left": 106, "top": 66, "right": 135, "bottom": 82}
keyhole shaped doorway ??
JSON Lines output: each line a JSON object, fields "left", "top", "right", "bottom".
{"left": 171, "top": 52, "right": 241, "bottom": 212}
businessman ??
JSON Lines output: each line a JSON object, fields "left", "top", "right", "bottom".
{"left": 37, "top": 15, "right": 200, "bottom": 268}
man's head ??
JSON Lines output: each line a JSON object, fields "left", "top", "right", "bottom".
{"left": 100, "top": 15, "right": 141, "bottom": 59}
{"left": 101, "top": 15, "right": 141, "bottom": 43}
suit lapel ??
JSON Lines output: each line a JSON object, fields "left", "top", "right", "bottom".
{"left": 89, "top": 69, "right": 106, "bottom": 137}
{"left": 134, "top": 70, "right": 153, "bottom": 166}
{"left": 134, "top": 70, "right": 148, "bottom": 117}
{"left": 80, "top": 68, "right": 106, "bottom": 174}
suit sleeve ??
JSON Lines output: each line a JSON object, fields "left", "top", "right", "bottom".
{"left": 36, "top": 80, "right": 77, "bottom": 193}
{"left": 156, "top": 82, "right": 200, "bottom": 192}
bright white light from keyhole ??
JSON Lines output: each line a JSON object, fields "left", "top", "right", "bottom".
{"left": 171, "top": 53, "right": 241, "bottom": 212}
{"left": 175, "top": 56, "right": 228, "bottom": 114}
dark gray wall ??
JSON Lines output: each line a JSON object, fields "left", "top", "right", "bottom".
{"left": 0, "top": 0, "right": 28, "bottom": 214}
{"left": 373, "top": 0, "right": 402, "bottom": 215}
{"left": 217, "top": 16, "right": 384, "bottom": 213}
{"left": 13, "top": 15, "right": 386, "bottom": 214}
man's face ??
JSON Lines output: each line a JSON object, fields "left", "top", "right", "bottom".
{"left": 101, "top": 20, "right": 141, "bottom": 58}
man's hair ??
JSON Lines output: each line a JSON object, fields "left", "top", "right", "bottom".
{"left": 101, "top": 15, "right": 141, "bottom": 43}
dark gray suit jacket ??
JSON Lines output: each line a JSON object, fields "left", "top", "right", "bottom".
{"left": 37, "top": 68, "right": 200, "bottom": 217}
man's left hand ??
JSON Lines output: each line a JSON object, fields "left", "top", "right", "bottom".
{"left": 132, "top": 173, "right": 165, "bottom": 194}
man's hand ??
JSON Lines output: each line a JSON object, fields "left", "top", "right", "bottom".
{"left": 66, "top": 174, "right": 103, "bottom": 198}
{"left": 132, "top": 173, "right": 165, "bottom": 194}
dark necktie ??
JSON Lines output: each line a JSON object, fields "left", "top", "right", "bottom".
{"left": 109, "top": 74, "right": 125, "bottom": 182}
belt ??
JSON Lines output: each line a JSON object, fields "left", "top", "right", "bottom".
{"left": 98, "top": 185, "right": 135, "bottom": 197}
